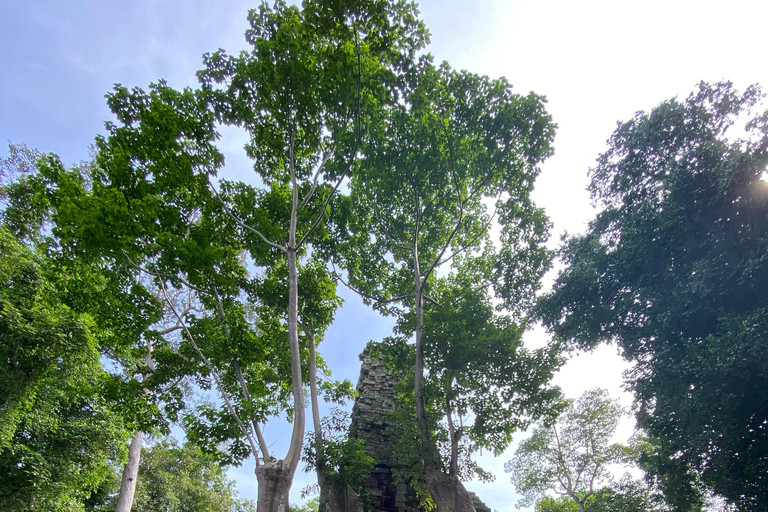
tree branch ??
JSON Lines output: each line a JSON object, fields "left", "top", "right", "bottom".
{"left": 154, "top": 324, "right": 183, "bottom": 336}
{"left": 210, "top": 288, "right": 271, "bottom": 464}
{"left": 296, "top": 32, "right": 364, "bottom": 250}
{"left": 433, "top": 190, "right": 502, "bottom": 269}
{"left": 297, "top": 150, "right": 334, "bottom": 210}
{"left": 157, "top": 374, "right": 187, "bottom": 399}
{"left": 121, "top": 250, "right": 214, "bottom": 296}
{"left": 207, "top": 179, "right": 286, "bottom": 253}
{"left": 158, "top": 280, "right": 261, "bottom": 463}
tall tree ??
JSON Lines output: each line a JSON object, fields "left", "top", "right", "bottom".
{"left": 536, "top": 81, "right": 768, "bottom": 510}
{"left": 193, "top": 1, "right": 425, "bottom": 508}
{"left": 505, "top": 389, "right": 628, "bottom": 512}
{"left": 34, "top": 2, "right": 428, "bottom": 511}
{"left": 338, "top": 57, "right": 556, "bottom": 511}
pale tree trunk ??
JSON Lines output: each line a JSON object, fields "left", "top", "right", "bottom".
{"left": 444, "top": 377, "right": 459, "bottom": 478}
{"left": 256, "top": 463, "right": 292, "bottom": 512}
{"left": 308, "top": 331, "right": 363, "bottom": 512}
{"left": 115, "top": 341, "right": 155, "bottom": 512}
{"left": 115, "top": 431, "right": 145, "bottom": 512}
{"left": 308, "top": 331, "right": 324, "bottom": 475}
{"left": 412, "top": 231, "right": 475, "bottom": 512}
{"left": 252, "top": 258, "right": 303, "bottom": 512}
{"left": 253, "top": 135, "right": 306, "bottom": 512}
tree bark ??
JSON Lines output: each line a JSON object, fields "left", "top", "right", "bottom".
{"left": 426, "top": 472, "right": 477, "bottom": 512}
{"left": 412, "top": 242, "right": 431, "bottom": 455}
{"left": 115, "top": 340, "right": 155, "bottom": 512}
{"left": 256, "top": 461, "right": 292, "bottom": 512}
{"left": 283, "top": 133, "right": 305, "bottom": 478}
{"left": 319, "top": 478, "right": 364, "bottom": 512}
{"left": 114, "top": 431, "right": 145, "bottom": 512}
{"left": 444, "top": 377, "right": 459, "bottom": 478}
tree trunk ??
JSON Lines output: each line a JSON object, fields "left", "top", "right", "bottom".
{"left": 116, "top": 342, "right": 153, "bottom": 512}
{"left": 426, "top": 472, "right": 477, "bottom": 512}
{"left": 308, "top": 331, "right": 364, "bottom": 512}
{"left": 444, "top": 376, "right": 459, "bottom": 478}
{"left": 412, "top": 245, "right": 431, "bottom": 454}
{"left": 256, "top": 461, "right": 292, "bottom": 512}
{"left": 319, "top": 477, "right": 364, "bottom": 512}
{"left": 283, "top": 138, "right": 305, "bottom": 477}
{"left": 114, "top": 430, "right": 145, "bottom": 512}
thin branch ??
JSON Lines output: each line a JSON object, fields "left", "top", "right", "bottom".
{"left": 380, "top": 293, "right": 416, "bottom": 304}
{"left": 158, "top": 280, "right": 261, "bottom": 462}
{"left": 439, "top": 118, "right": 462, "bottom": 203}
{"left": 421, "top": 210, "right": 462, "bottom": 285}
{"left": 296, "top": 33, "right": 363, "bottom": 250}
{"left": 121, "top": 251, "right": 214, "bottom": 296}
{"left": 207, "top": 179, "right": 286, "bottom": 253}
{"left": 422, "top": 294, "right": 439, "bottom": 306}
{"left": 466, "top": 170, "right": 495, "bottom": 205}
{"left": 157, "top": 375, "right": 187, "bottom": 399}
{"left": 419, "top": 167, "right": 499, "bottom": 284}
{"left": 297, "top": 167, "right": 346, "bottom": 249}
{"left": 155, "top": 324, "right": 183, "bottom": 336}
{"left": 553, "top": 425, "right": 575, "bottom": 494}
{"left": 433, "top": 190, "right": 502, "bottom": 269}
{"left": 331, "top": 264, "right": 386, "bottom": 304}
{"left": 298, "top": 150, "right": 334, "bottom": 209}
{"left": 233, "top": 359, "right": 271, "bottom": 464}
{"left": 289, "top": 130, "right": 298, "bottom": 234}
{"left": 210, "top": 288, "right": 271, "bottom": 463}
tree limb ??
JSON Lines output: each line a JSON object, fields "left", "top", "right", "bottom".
{"left": 207, "top": 179, "right": 286, "bottom": 253}
{"left": 297, "top": 149, "right": 334, "bottom": 210}
{"left": 158, "top": 280, "right": 261, "bottom": 463}
{"left": 296, "top": 33, "right": 364, "bottom": 250}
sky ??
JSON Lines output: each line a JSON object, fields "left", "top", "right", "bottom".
{"left": 2, "top": 0, "right": 768, "bottom": 510}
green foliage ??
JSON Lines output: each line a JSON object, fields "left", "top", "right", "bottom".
{"left": 505, "top": 389, "right": 628, "bottom": 510}
{"left": 0, "top": 143, "right": 47, "bottom": 242}
{"left": 536, "top": 81, "right": 768, "bottom": 510}
{"left": 33, "top": 3, "right": 432, "bottom": 484}
{"left": 130, "top": 439, "right": 256, "bottom": 512}
{"left": 290, "top": 497, "right": 319, "bottom": 512}
{"left": 584, "top": 477, "right": 670, "bottom": 512}
{"left": 0, "top": 228, "right": 129, "bottom": 511}
{"left": 534, "top": 477, "right": 672, "bottom": 512}
{"left": 341, "top": 58, "right": 556, "bottom": 318}
{"left": 535, "top": 496, "right": 579, "bottom": 512}
{"left": 86, "top": 438, "right": 257, "bottom": 512}
{"left": 301, "top": 408, "right": 374, "bottom": 504}
{"left": 423, "top": 268, "right": 563, "bottom": 464}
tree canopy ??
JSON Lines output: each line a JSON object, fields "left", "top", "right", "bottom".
{"left": 505, "top": 389, "right": 629, "bottom": 512}
{"left": 536, "top": 81, "right": 768, "bottom": 510}
{"left": 23, "top": 2, "right": 430, "bottom": 511}
{"left": 129, "top": 439, "right": 257, "bottom": 512}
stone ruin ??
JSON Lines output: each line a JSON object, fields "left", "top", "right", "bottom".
{"left": 349, "top": 348, "right": 492, "bottom": 512}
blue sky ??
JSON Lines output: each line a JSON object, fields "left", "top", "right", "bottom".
{"left": 3, "top": 0, "right": 768, "bottom": 510}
